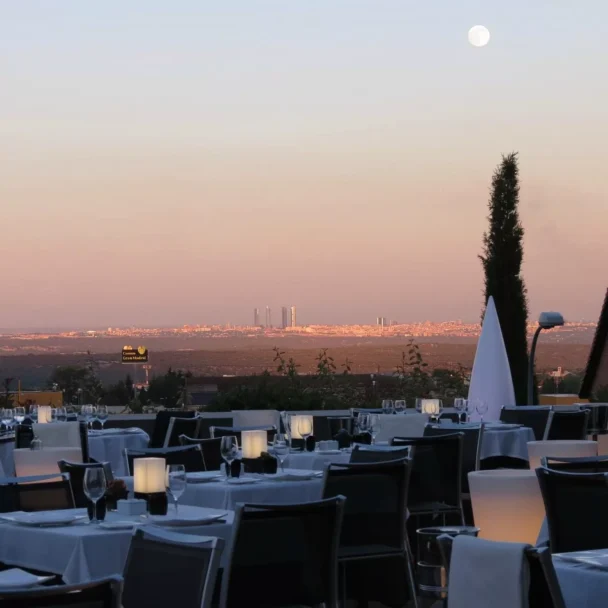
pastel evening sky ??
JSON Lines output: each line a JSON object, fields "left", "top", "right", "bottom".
{"left": 1, "top": 1, "right": 606, "bottom": 327}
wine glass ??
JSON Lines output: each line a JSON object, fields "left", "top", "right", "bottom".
{"left": 465, "top": 399, "right": 475, "bottom": 423}
{"left": 1, "top": 409, "right": 13, "bottom": 431}
{"left": 297, "top": 418, "right": 312, "bottom": 443}
{"left": 272, "top": 433, "right": 289, "bottom": 473}
{"left": 97, "top": 405, "right": 109, "bottom": 430}
{"left": 13, "top": 407, "right": 25, "bottom": 425}
{"left": 357, "top": 414, "right": 370, "bottom": 436}
{"left": 435, "top": 400, "right": 444, "bottom": 422}
{"left": 220, "top": 436, "right": 239, "bottom": 478}
{"left": 382, "top": 400, "right": 394, "bottom": 414}
{"left": 394, "top": 400, "right": 406, "bottom": 414}
{"left": 475, "top": 400, "right": 489, "bottom": 424}
{"left": 83, "top": 468, "right": 107, "bottom": 524}
{"left": 56, "top": 407, "right": 67, "bottom": 422}
{"left": 166, "top": 464, "right": 187, "bottom": 516}
{"left": 29, "top": 404, "right": 38, "bottom": 423}
{"left": 415, "top": 398, "right": 423, "bottom": 413}
{"left": 368, "top": 414, "right": 381, "bottom": 444}
{"left": 454, "top": 398, "right": 467, "bottom": 424}
{"left": 88, "top": 405, "right": 98, "bottom": 429}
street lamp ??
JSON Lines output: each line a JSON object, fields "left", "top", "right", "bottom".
{"left": 528, "top": 312, "right": 565, "bottom": 404}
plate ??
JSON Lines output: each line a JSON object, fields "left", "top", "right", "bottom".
{"left": 0, "top": 568, "right": 54, "bottom": 589}
{"left": 186, "top": 472, "right": 223, "bottom": 484}
{"left": 0, "top": 511, "right": 88, "bottom": 527}
{"left": 265, "top": 472, "right": 322, "bottom": 482}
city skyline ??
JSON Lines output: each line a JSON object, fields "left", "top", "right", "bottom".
{"left": 2, "top": 1, "right": 607, "bottom": 328}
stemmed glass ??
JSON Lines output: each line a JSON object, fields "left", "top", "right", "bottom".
{"left": 97, "top": 405, "right": 108, "bottom": 430}
{"left": 13, "top": 407, "right": 25, "bottom": 425}
{"left": 29, "top": 405, "right": 38, "bottom": 423}
{"left": 83, "top": 468, "right": 107, "bottom": 524}
{"left": 1, "top": 409, "right": 13, "bottom": 431}
{"left": 357, "top": 414, "right": 370, "bottom": 437}
{"left": 272, "top": 433, "right": 289, "bottom": 473}
{"left": 475, "top": 400, "right": 489, "bottom": 424}
{"left": 368, "top": 414, "right": 381, "bottom": 444}
{"left": 220, "top": 436, "right": 239, "bottom": 478}
{"left": 297, "top": 418, "right": 312, "bottom": 444}
{"left": 55, "top": 407, "right": 67, "bottom": 422}
{"left": 454, "top": 398, "right": 467, "bottom": 424}
{"left": 465, "top": 399, "right": 475, "bottom": 423}
{"left": 415, "top": 399, "right": 423, "bottom": 413}
{"left": 394, "top": 400, "right": 406, "bottom": 414}
{"left": 382, "top": 400, "right": 394, "bottom": 414}
{"left": 167, "top": 464, "right": 187, "bottom": 516}
{"left": 435, "top": 400, "right": 444, "bottom": 422}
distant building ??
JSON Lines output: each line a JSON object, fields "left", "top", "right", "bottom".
{"left": 376, "top": 317, "right": 388, "bottom": 328}
{"left": 290, "top": 305, "right": 297, "bottom": 328}
{"left": 281, "top": 306, "right": 288, "bottom": 329}
{"left": 265, "top": 306, "right": 272, "bottom": 328}
{"left": 253, "top": 308, "right": 260, "bottom": 327}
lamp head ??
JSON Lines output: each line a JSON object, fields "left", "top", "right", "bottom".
{"left": 538, "top": 312, "right": 565, "bottom": 330}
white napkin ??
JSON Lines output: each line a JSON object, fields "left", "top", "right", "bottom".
{"left": 448, "top": 535, "right": 530, "bottom": 608}
{"left": 147, "top": 512, "right": 227, "bottom": 527}
{"left": 0, "top": 568, "right": 54, "bottom": 588}
{"left": 264, "top": 472, "right": 322, "bottom": 482}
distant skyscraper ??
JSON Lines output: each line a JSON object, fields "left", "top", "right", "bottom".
{"left": 253, "top": 308, "right": 260, "bottom": 327}
{"left": 265, "top": 306, "right": 272, "bottom": 328}
{"left": 376, "top": 317, "right": 387, "bottom": 328}
{"left": 281, "top": 306, "right": 288, "bottom": 329}
{"left": 290, "top": 305, "right": 297, "bottom": 328}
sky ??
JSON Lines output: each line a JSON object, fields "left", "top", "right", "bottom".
{"left": 1, "top": 1, "right": 607, "bottom": 328}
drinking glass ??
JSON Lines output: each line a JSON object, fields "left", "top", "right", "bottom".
{"left": 382, "top": 400, "right": 394, "bottom": 414}
{"left": 454, "top": 398, "right": 467, "bottom": 424}
{"left": 56, "top": 407, "right": 67, "bottom": 422}
{"left": 368, "top": 414, "right": 381, "bottom": 444}
{"left": 394, "top": 400, "right": 406, "bottom": 414}
{"left": 97, "top": 405, "right": 109, "bottom": 430}
{"left": 297, "top": 418, "right": 312, "bottom": 443}
{"left": 415, "top": 398, "right": 423, "bottom": 413}
{"left": 29, "top": 404, "right": 38, "bottom": 423}
{"left": 272, "top": 433, "right": 289, "bottom": 473}
{"left": 83, "top": 468, "right": 107, "bottom": 524}
{"left": 167, "top": 464, "right": 187, "bottom": 516}
{"left": 220, "top": 436, "right": 239, "bottom": 477}
{"left": 357, "top": 414, "right": 370, "bottom": 435}
{"left": 435, "top": 400, "right": 444, "bottom": 422}
{"left": 475, "top": 400, "right": 489, "bottom": 424}
{"left": 13, "top": 407, "right": 25, "bottom": 425}
{"left": 1, "top": 409, "right": 13, "bottom": 430}
{"left": 465, "top": 399, "right": 476, "bottom": 423}
{"left": 88, "top": 406, "right": 98, "bottom": 429}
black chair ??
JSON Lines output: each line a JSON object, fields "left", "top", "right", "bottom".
{"left": 220, "top": 497, "right": 345, "bottom": 608}
{"left": 0, "top": 474, "right": 75, "bottom": 512}
{"left": 541, "top": 455, "right": 608, "bottom": 473}
{"left": 424, "top": 425, "right": 483, "bottom": 495}
{"left": 149, "top": 410, "right": 196, "bottom": 448}
{"left": 209, "top": 425, "right": 276, "bottom": 445}
{"left": 198, "top": 417, "right": 233, "bottom": 439}
{"left": 125, "top": 445, "right": 205, "bottom": 475}
{"left": 392, "top": 434, "right": 464, "bottom": 523}
{"left": 122, "top": 527, "right": 223, "bottom": 608}
{"left": 15, "top": 421, "right": 90, "bottom": 462}
{"left": 440, "top": 412, "right": 461, "bottom": 423}
{"left": 544, "top": 408, "right": 590, "bottom": 440}
{"left": 323, "top": 459, "right": 418, "bottom": 608}
{"left": 500, "top": 406, "right": 552, "bottom": 441}
{"left": 349, "top": 445, "right": 410, "bottom": 464}
{"left": 437, "top": 535, "right": 566, "bottom": 608}
{"left": 0, "top": 577, "right": 123, "bottom": 607}
{"left": 536, "top": 466, "right": 608, "bottom": 553}
{"left": 179, "top": 436, "right": 223, "bottom": 471}
{"left": 58, "top": 460, "right": 113, "bottom": 508}
{"left": 164, "top": 417, "right": 201, "bottom": 448}
{"left": 327, "top": 416, "right": 354, "bottom": 437}
{"left": 585, "top": 404, "right": 608, "bottom": 441}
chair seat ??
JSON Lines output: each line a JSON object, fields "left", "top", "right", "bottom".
{"left": 338, "top": 544, "right": 403, "bottom": 560}
{"left": 409, "top": 501, "right": 461, "bottom": 515}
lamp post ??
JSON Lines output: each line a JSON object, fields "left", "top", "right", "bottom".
{"left": 528, "top": 312, "right": 565, "bottom": 405}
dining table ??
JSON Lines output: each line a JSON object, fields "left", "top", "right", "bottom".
{"left": 0, "top": 506, "right": 233, "bottom": 585}
{"left": 552, "top": 549, "right": 608, "bottom": 608}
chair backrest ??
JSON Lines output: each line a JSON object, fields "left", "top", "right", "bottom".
{"left": 164, "top": 417, "right": 201, "bottom": 448}
{"left": 326, "top": 416, "right": 354, "bottom": 437}
{"left": 392, "top": 434, "right": 462, "bottom": 509}
{"left": 350, "top": 408, "right": 383, "bottom": 417}
{"left": 541, "top": 455, "right": 608, "bottom": 473}
{"left": 125, "top": 445, "right": 205, "bottom": 475}
{"left": 583, "top": 404, "right": 608, "bottom": 434}
{"left": 179, "top": 436, "right": 223, "bottom": 471}
{"left": 323, "top": 458, "right": 410, "bottom": 553}
{"left": 150, "top": 410, "right": 196, "bottom": 448}
{"left": 536, "top": 466, "right": 608, "bottom": 553}
{"left": 544, "top": 409, "right": 590, "bottom": 441}
{"left": 424, "top": 425, "right": 483, "bottom": 493}
{"left": 15, "top": 424, "right": 34, "bottom": 449}
{"left": 220, "top": 497, "right": 345, "bottom": 608}
{"left": 0, "top": 473, "right": 75, "bottom": 512}
{"left": 349, "top": 445, "right": 410, "bottom": 464}
{"left": 209, "top": 426, "right": 276, "bottom": 445}
{"left": 500, "top": 406, "right": 552, "bottom": 441}
{"left": 198, "top": 417, "right": 233, "bottom": 439}
{"left": 231, "top": 409, "right": 280, "bottom": 429}
{"left": 122, "top": 527, "right": 223, "bottom": 608}
{"left": 437, "top": 535, "right": 566, "bottom": 608}
{"left": 58, "top": 460, "right": 113, "bottom": 508}
{"left": 0, "top": 576, "right": 123, "bottom": 607}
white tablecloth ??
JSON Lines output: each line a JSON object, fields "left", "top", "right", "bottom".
{"left": 124, "top": 470, "right": 324, "bottom": 511}
{"left": 88, "top": 430, "right": 149, "bottom": 476}
{"left": 553, "top": 550, "right": 608, "bottom": 608}
{"left": 0, "top": 436, "right": 14, "bottom": 477}
{"left": 284, "top": 445, "right": 408, "bottom": 471}
{"left": 0, "top": 506, "right": 233, "bottom": 585}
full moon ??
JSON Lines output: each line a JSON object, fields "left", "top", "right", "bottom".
{"left": 468, "top": 25, "right": 490, "bottom": 47}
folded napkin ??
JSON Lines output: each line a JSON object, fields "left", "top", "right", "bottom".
{"left": 264, "top": 472, "right": 322, "bottom": 482}
{"left": 448, "top": 535, "right": 530, "bottom": 608}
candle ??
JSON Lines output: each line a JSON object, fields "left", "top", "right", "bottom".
{"left": 421, "top": 399, "right": 441, "bottom": 415}
{"left": 37, "top": 406, "right": 52, "bottom": 424}
{"left": 133, "top": 458, "right": 166, "bottom": 494}
{"left": 241, "top": 430, "right": 267, "bottom": 459}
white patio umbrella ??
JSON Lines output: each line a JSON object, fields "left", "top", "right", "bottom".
{"left": 468, "top": 296, "right": 516, "bottom": 421}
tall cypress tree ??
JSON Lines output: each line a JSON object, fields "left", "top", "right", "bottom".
{"left": 480, "top": 153, "right": 530, "bottom": 404}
